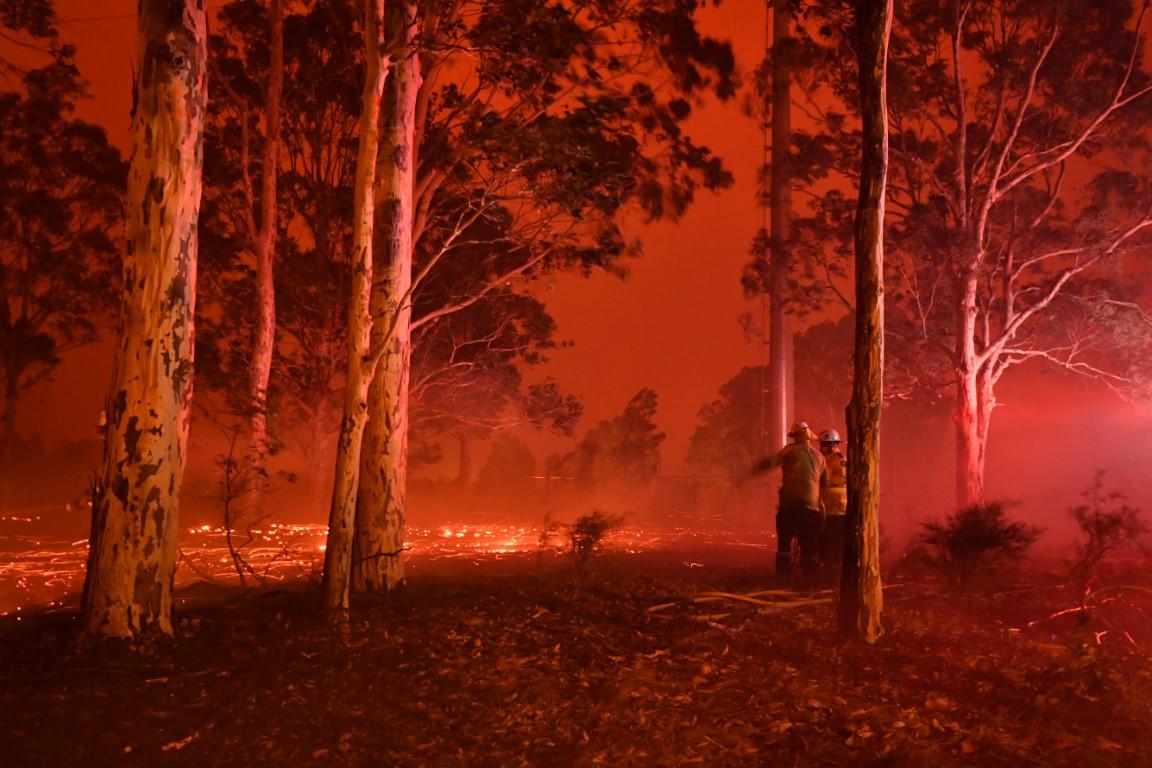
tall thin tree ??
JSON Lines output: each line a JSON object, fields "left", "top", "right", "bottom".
{"left": 246, "top": 0, "right": 285, "bottom": 506}
{"left": 321, "top": 0, "right": 390, "bottom": 622}
{"left": 766, "top": 0, "right": 793, "bottom": 451}
{"left": 839, "top": 0, "right": 891, "bottom": 644}
{"left": 82, "top": 0, "right": 208, "bottom": 639}
{"left": 353, "top": 0, "right": 421, "bottom": 593}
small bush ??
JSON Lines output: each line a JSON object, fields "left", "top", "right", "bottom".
{"left": 1068, "top": 470, "right": 1148, "bottom": 597}
{"left": 568, "top": 511, "right": 624, "bottom": 569}
{"left": 919, "top": 501, "right": 1043, "bottom": 592}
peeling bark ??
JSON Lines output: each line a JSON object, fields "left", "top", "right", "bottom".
{"left": 322, "top": 0, "right": 389, "bottom": 621}
{"left": 81, "top": 0, "right": 206, "bottom": 640}
{"left": 839, "top": 0, "right": 891, "bottom": 645}
{"left": 353, "top": 0, "right": 421, "bottom": 594}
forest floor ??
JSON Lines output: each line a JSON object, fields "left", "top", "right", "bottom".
{"left": 1, "top": 545, "right": 1151, "bottom": 768}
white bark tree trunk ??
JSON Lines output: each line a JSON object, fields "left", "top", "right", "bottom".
{"left": 353, "top": 0, "right": 421, "bottom": 593}
{"left": 954, "top": 264, "right": 984, "bottom": 508}
{"left": 321, "top": 0, "right": 389, "bottom": 622}
{"left": 81, "top": 0, "right": 207, "bottom": 640}
{"left": 246, "top": 0, "right": 285, "bottom": 507}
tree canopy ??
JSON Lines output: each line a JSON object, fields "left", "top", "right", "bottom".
{"left": 765, "top": 0, "right": 1152, "bottom": 504}
{"left": 0, "top": 57, "right": 125, "bottom": 496}
{"left": 563, "top": 388, "right": 666, "bottom": 488}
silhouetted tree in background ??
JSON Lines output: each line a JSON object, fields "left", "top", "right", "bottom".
{"left": 199, "top": 0, "right": 363, "bottom": 503}
{"left": 194, "top": 0, "right": 285, "bottom": 522}
{"left": 0, "top": 59, "right": 125, "bottom": 509}
{"left": 685, "top": 366, "right": 768, "bottom": 481}
{"left": 0, "top": 0, "right": 57, "bottom": 76}
{"left": 476, "top": 433, "right": 536, "bottom": 490}
{"left": 685, "top": 321, "right": 856, "bottom": 482}
{"left": 563, "top": 388, "right": 666, "bottom": 491}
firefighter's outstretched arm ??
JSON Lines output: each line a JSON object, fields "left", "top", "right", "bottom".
{"left": 748, "top": 450, "right": 784, "bottom": 478}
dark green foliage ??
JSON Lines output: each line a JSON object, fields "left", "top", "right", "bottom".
{"left": 1068, "top": 471, "right": 1148, "bottom": 597}
{"left": 919, "top": 502, "right": 1043, "bottom": 592}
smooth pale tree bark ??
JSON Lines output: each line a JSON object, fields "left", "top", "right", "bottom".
{"left": 838, "top": 0, "right": 890, "bottom": 644}
{"left": 81, "top": 0, "right": 207, "bottom": 639}
{"left": 353, "top": 0, "right": 421, "bottom": 593}
{"left": 246, "top": 0, "right": 285, "bottom": 505}
{"left": 766, "top": 0, "right": 793, "bottom": 451}
{"left": 322, "top": 0, "right": 389, "bottom": 621}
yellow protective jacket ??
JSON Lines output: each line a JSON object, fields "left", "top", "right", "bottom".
{"left": 754, "top": 443, "right": 828, "bottom": 511}
{"left": 822, "top": 449, "right": 847, "bottom": 515}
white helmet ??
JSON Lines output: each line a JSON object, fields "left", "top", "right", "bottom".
{"left": 818, "top": 429, "right": 841, "bottom": 443}
{"left": 787, "top": 421, "right": 815, "bottom": 437}
{"left": 788, "top": 421, "right": 812, "bottom": 442}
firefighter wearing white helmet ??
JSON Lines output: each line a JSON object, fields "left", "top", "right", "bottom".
{"left": 818, "top": 428, "right": 848, "bottom": 581}
{"left": 749, "top": 420, "right": 828, "bottom": 582}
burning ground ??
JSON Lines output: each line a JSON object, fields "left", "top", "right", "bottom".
{"left": 2, "top": 545, "right": 1151, "bottom": 767}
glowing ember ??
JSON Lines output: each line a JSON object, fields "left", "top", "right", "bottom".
{"left": 0, "top": 514, "right": 770, "bottom": 615}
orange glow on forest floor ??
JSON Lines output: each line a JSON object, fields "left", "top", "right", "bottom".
{"left": 0, "top": 517, "right": 773, "bottom": 616}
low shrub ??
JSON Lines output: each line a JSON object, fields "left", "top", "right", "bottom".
{"left": 919, "top": 501, "right": 1043, "bottom": 592}
{"left": 1067, "top": 470, "right": 1148, "bottom": 598}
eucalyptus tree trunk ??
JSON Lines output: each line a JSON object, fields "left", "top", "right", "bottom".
{"left": 954, "top": 261, "right": 995, "bottom": 508}
{"left": 353, "top": 0, "right": 421, "bottom": 593}
{"left": 838, "top": 0, "right": 891, "bottom": 644}
{"left": 81, "top": 0, "right": 207, "bottom": 640}
{"left": 246, "top": 0, "right": 285, "bottom": 507}
{"left": 322, "top": 0, "right": 389, "bottom": 621}
{"left": 766, "top": 0, "right": 793, "bottom": 451}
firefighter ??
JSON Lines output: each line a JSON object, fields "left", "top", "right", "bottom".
{"left": 818, "top": 428, "right": 848, "bottom": 582}
{"left": 750, "top": 421, "right": 828, "bottom": 583}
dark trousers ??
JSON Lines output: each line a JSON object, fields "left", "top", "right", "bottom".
{"left": 822, "top": 513, "right": 847, "bottom": 582}
{"left": 776, "top": 504, "right": 822, "bottom": 580}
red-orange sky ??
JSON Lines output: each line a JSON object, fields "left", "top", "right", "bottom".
{"left": 16, "top": 0, "right": 1152, "bottom": 540}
